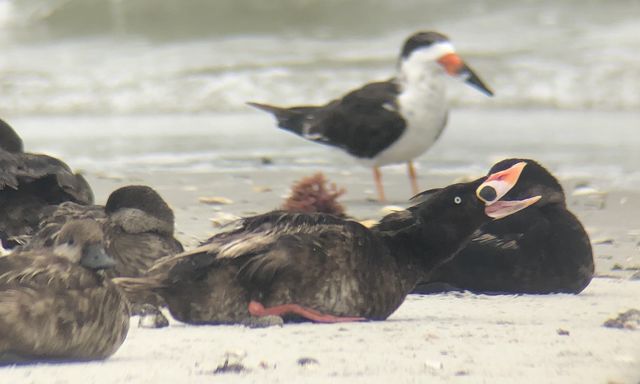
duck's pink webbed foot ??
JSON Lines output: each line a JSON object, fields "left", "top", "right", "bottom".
{"left": 248, "top": 300, "right": 367, "bottom": 323}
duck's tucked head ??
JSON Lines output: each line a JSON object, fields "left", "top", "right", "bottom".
{"left": 478, "top": 158, "right": 565, "bottom": 209}
{"left": 399, "top": 31, "right": 493, "bottom": 96}
{"left": 0, "top": 118, "right": 24, "bottom": 153}
{"left": 53, "top": 219, "right": 116, "bottom": 270}
{"left": 105, "top": 185, "right": 174, "bottom": 224}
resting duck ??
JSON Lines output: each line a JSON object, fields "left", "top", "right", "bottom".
{"left": 0, "top": 220, "right": 129, "bottom": 364}
{"left": 412, "top": 159, "right": 594, "bottom": 294}
{"left": 114, "top": 161, "right": 538, "bottom": 325}
{"left": 23, "top": 185, "right": 184, "bottom": 279}
{"left": 0, "top": 118, "right": 93, "bottom": 249}
{"left": 20, "top": 185, "right": 183, "bottom": 314}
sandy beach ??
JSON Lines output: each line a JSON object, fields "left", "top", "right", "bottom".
{"left": 0, "top": 280, "right": 637, "bottom": 384}
{"left": 2, "top": 109, "right": 638, "bottom": 383}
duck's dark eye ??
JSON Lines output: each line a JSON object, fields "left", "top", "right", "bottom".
{"left": 67, "top": 238, "right": 75, "bottom": 246}
{"left": 454, "top": 196, "right": 462, "bottom": 205}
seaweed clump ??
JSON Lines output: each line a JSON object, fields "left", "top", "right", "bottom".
{"left": 282, "top": 173, "right": 346, "bottom": 217}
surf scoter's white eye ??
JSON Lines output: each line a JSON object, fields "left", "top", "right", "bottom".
{"left": 454, "top": 196, "right": 462, "bottom": 205}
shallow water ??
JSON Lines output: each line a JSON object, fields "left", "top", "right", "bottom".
{"left": 1, "top": 0, "right": 639, "bottom": 114}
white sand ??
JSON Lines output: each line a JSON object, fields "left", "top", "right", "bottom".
{"left": 1, "top": 278, "right": 638, "bottom": 384}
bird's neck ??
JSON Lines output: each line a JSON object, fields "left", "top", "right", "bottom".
{"left": 378, "top": 218, "right": 484, "bottom": 292}
{"left": 397, "top": 59, "right": 447, "bottom": 96}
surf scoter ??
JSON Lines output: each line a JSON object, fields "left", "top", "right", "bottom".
{"left": 114, "top": 162, "right": 538, "bottom": 325}
{"left": 412, "top": 159, "right": 594, "bottom": 294}
{"left": 248, "top": 31, "right": 493, "bottom": 201}
{"left": 0, "top": 118, "right": 93, "bottom": 249}
{"left": 0, "top": 220, "right": 129, "bottom": 364}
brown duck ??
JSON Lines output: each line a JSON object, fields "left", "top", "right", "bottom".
{"left": 0, "top": 220, "right": 129, "bottom": 364}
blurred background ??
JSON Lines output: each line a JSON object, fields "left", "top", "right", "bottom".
{"left": 0, "top": 0, "right": 639, "bottom": 192}
{"left": 1, "top": 0, "right": 639, "bottom": 114}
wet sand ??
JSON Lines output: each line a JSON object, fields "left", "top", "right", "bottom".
{"left": 2, "top": 109, "right": 640, "bottom": 383}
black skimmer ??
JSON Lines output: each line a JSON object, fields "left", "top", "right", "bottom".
{"left": 0, "top": 220, "right": 129, "bottom": 364}
{"left": 0, "top": 118, "right": 93, "bottom": 249}
{"left": 113, "top": 160, "right": 538, "bottom": 325}
{"left": 413, "top": 158, "right": 594, "bottom": 294}
{"left": 248, "top": 31, "right": 493, "bottom": 201}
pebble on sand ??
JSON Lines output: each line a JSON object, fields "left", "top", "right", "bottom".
{"left": 297, "top": 357, "right": 319, "bottom": 367}
{"left": 210, "top": 212, "right": 241, "bottom": 228}
{"left": 199, "top": 196, "right": 234, "bottom": 205}
{"left": 603, "top": 309, "right": 640, "bottom": 330}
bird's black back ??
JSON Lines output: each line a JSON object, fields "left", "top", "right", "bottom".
{"left": 251, "top": 80, "right": 406, "bottom": 159}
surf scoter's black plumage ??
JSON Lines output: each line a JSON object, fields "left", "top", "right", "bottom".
{"left": 0, "top": 220, "right": 129, "bottom": 364}
{"left": 0, "top": 118, "right": 93, "bottom": 249}
{"left": 115, "top": 162, "right": 537, "bottom": 325}
{"left": 413, "top": 159, "right": 594, "bottom": 295}
{"left": 248, "top": 31, "right": 493, "bottom": 201}
{"left": 22, "top": 185, "right": 184, "bottom": 280}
